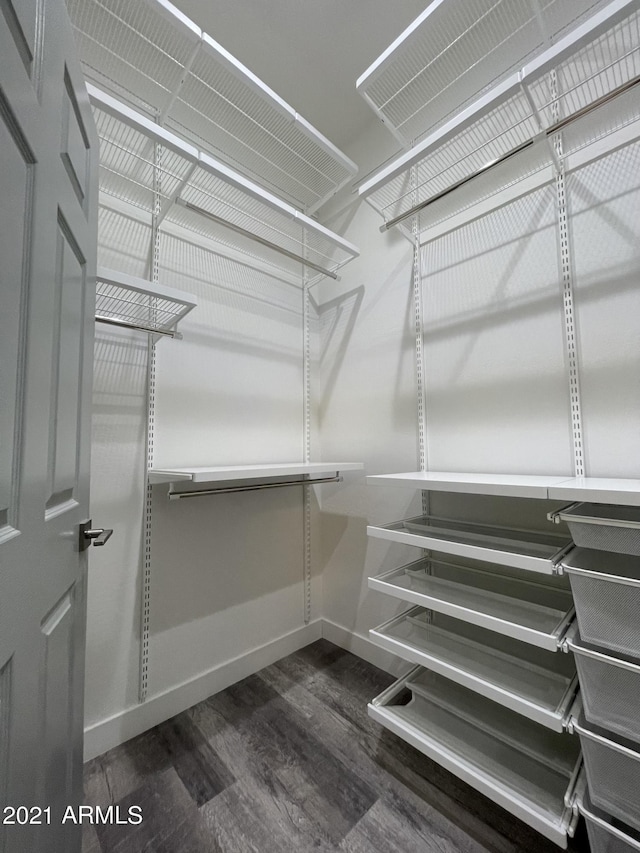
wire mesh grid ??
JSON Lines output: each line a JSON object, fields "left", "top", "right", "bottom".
{"left": 580, "top": 726, "right": 640, "bottom": 833}
{"left": 166, "top": 46, "right": 350, "bottom": 208}
{"left": 368, "top": 88, "right": 541, "bottom": 221}
{"left": 366, "top": 5, "right": 640, "bottom": 232}
{"left": 65, "top": 0, "right": 355, "bottom": 210}
{"left": 359, "top": 0, "right": 609, "bottom": 145}
{"left": 529, "top": 11, "right": 640, "bottom": 144}
{"left": 95, "top": 279, "right": 193, "bottom": 334}
{"left": 66, "top": 0, "right": 196, "bottom": 115}
{"left": 93, "top": 106, "right": 353, "bottom": 282}
{"left": 94, "top": 107, "right": 195, "bottom": 212}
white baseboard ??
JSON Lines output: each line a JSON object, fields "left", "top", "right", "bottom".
{"left": 321, "top": 619, "right": 407, "bottom": 678}
{"left": 84, "top": 620, "right": 322, "bottom": 761}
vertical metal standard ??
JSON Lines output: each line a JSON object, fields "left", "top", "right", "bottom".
{"left": 410, "top": 166, "right": 429, "bottom": 518}
{"left": 302, "top": 229, "right": 312, "bottom": 625}
{"left": 139, "top": 141, "right": 162, "bottom": 703}
{"left": 551, "top": 72, "right": 585, "bottom": 478}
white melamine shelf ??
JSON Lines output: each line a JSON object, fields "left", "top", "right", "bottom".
{"left": 369, "top": 558, "right": 575, "bottom": 650}
{"left": 370, "top": 609, "right": 578, "bottom": 730}
{"left": 548, "top": 478, "right": 640, "bottom": 506}
{"left": 358, "top": 1, "right": 640, "bottom": 234}
{"left": 368, "top": 515, "right": 572, "bottom": 574}
{"left": 367, "top": 471, "right": 571, "bottom": 499}
{"left": 95, "top": 266, "right": 196, "bottom": 338}
{"left": 368, "top": 471, "right": 640, "bottom": 505}
{"left": 66, "top": 0, "right": 357, "bottom": 212}
{"left": 369, "top": 669, "right": 582, "bottom": 846}
{"left": 148, "top": 462, "right": 364, "bottom": 485}
{"left": 91, "top": 88, "right": 358, "bottom": 286}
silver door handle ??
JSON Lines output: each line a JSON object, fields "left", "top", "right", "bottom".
{"left": 79, "top": 519, "right": 113, "bottom": 550}
{"left": 85, "top": 528, "right": 113, "bottom": 546}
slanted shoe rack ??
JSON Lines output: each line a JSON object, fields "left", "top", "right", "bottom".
{"left": 366, "top": 472, "right": 640, "bottom": 848}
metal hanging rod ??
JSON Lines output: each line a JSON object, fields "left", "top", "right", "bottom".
{"left": 95, "top": 315, "right": 182, "bottom": 339}
{"left": 380, "top": 72, "right": 640, "bottom": 233}
{"left": 175, "top": 198, "right": 339, "bottom": 281}
{"left": 168, "top": 474, "right": 342, "bottom": 499}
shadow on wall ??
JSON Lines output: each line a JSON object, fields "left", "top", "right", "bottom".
{"left": 148, "top": 483, "right": 313, "bottom": 632}
{"left": 88, "top": 328, "right": 149, "bottom": 714}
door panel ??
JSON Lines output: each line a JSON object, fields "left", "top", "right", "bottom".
{"left": 0, "top": 0, "right": 98, "bottom": 849}
{"left": 47, "top": 219, "right": 86, "bottom": 515}
{"left": 61, "top": 67, "right": 91, "bottom": 209}
{"left": 0, "top": 106, "right": 32, "bottom": 533}
{"left": 0, "top": 0, "right": 39, "bottom": 78}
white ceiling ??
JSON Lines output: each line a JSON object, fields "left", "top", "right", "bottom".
{"left": 171, "top": 0, "right": 427, "bottom": 153}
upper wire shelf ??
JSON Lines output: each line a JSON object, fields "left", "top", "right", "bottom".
{"left": 357, "top": 0, "right": 612, "bottom": 148}
{"left": 95, "top": 267, "right": 197, "bottom": 338}
{"left": 65, "top": 0, "right": 357, "bottom": 213}
{"left": 358, "top": 0, "right": 640, "bottom": 235}
{"left": 92, "top": 88, "right": 359, "bottom": 285}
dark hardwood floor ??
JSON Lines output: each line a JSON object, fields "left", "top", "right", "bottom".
{"left": 82, "top": 640, "right": 590, "bottom": 852}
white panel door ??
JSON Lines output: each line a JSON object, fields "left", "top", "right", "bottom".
{"left": 0, "top": 0, "right": 98, "bottom": 850}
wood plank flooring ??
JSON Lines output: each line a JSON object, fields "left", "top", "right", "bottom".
{"left": 82, "top": 641, "right": 590, "bottom": 852}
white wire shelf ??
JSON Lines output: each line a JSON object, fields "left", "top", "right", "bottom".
{"left": 357, "top": 0, "right": 611, "bottom": 147}
{"left": 91, "top": 88, "right": 359, "bottom": 285}
{"left": 358, "top": 0, "right": 640, "bottom": 234}
{"left": 65, "top": 0, "right": 357, "bottom": 213}
{"left": 95, "top": 267, "right": 196, "bottom": 338}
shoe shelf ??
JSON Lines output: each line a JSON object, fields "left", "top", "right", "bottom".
{"left": 370, "top": 608, "right": 578, "bottom": 730}
{"left": 369, "top": 668, "right": 582, "bottom": 846}
{"left": 368, "top": 514, "right": 572, "bottom": 574}
{"left": 369, "top": 558, "right": 575, "bottom": 650}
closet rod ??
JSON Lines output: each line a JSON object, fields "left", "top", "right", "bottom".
{"left": 175, "top": 198, "right": 339, "bottom": 280}
{"left": 380, "top": 72, "right": 640, "bottom": 232}
{"left": 168, "top": 474, "right": 342, "bottom": 499}
{"left": 95, "top": 315, "right": 181, "bottom": 339}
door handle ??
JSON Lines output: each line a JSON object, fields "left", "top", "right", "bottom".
{"left": 79, "top": 519, "right": 113, "bottom": 551}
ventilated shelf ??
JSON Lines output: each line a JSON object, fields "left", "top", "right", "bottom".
{"left": 95, "top": 267, "right": 196, "bottom": 338}
{"left": 371, "top": 609, "right": 578, "bottom": 730}
{"left": 357, "top": 0, "right": 611, "bottom": 147}
{"left": 369, "top": 668, "right": 582, "bottom": 846}
{"left": 368, "top": 514, "right": 572, "bottom": 574}
{"left": 358, "top": 0, "right": 640, "bottom": 234}
{"left": 65, "top": 0, "right": 356, "bottom": 212}
{"left": 91, "top": 89, "right": 358, "bottom": 285}
{"left": 369, "top": 558, "right": 574, "bottom": 650}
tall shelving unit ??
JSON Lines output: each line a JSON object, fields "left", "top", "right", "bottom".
{"left": 357, "top": 0, "right": 640, "bottom": 848}
{"left": 66, "top": 0, "right": 362, "bottom": 708}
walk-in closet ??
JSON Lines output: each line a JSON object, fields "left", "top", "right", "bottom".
{"left": 2, "top": 0, "right": 640, "bottom": 851}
